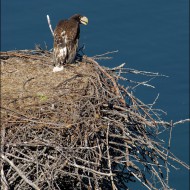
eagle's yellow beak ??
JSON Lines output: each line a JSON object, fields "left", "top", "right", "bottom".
{"left": 80, "top": 16, "right": 88, "bottom": 25}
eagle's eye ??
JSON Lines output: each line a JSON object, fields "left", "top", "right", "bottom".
{"left": 80, "top": 16, "right": 88, "bottom": 25}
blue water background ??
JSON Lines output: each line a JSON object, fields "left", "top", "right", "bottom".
{"left": 1, "top": 0, "right": 189, "bottom": 189}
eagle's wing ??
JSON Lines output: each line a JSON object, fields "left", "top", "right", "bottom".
{"left": 53, "top": 20, "right": 79, "bottom": 65}
{"left": 62, "top": 20, "right": 80, "bottom": 64}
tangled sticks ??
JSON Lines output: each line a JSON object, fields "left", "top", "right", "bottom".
{"left": 1, "top": 50, "right": 189, "bottom": 190}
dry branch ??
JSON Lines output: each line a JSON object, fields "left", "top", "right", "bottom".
{"left": 47, "top": 15, "right": 54, "bottom": 37}
{"left": 1, "top": 155, "right": 40, "bottom": 190}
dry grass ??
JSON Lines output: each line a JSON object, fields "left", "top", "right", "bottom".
{"left": 1, "top": 49, "right": 189, "bottom": 190}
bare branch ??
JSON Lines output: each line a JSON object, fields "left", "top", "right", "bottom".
{"left": 47, "top": 14, "right": 54, "bottom": 37}
{"left": 1, "top": 155, "right": 40, "bottom": 190}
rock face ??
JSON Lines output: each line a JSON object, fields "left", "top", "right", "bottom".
{"left": 1, "top": 50, "right": 188, "bottom": 190}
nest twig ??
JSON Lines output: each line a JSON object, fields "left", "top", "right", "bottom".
{"left": 1, "top": 49, "right": 189, "bottom": 190}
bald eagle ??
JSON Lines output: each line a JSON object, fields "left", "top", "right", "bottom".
{"left": 53, "top": 14, "right": 88, "bottom": 72}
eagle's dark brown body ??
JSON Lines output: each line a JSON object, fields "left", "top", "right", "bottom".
{"left": 53, "top": 14, "right": 88, "bottom": 69}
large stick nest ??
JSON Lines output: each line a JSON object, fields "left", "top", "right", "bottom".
{"left": 1, "top": 49, "right": 189, "bottom": 190}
